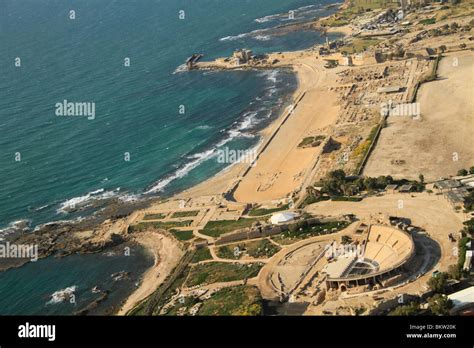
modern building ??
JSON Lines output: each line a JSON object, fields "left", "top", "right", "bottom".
{"left": 448, "top": 286, "right": 474, "bottom": 314}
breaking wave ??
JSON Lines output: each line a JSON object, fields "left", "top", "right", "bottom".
{"left": 145, "top": 71, "right": 284, "bottom": 194}
{"left": 47, "top": 286, "right": 77, "bottom": 305}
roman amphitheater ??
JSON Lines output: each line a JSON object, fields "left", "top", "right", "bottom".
{"left": 258, "top": 223, "right": 420, "bottom": 305}
{"left": 325, "top": 225, "right": 415, "bottom": 291}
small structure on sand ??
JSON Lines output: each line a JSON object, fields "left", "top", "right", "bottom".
{"left": 270, "top": 212, "right": 298, "bottom": 225}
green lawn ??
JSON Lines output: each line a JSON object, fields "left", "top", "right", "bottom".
{"left": 352, "top": 0, "right": 398, "bottom": 9}
{"left": 340, "top": 38, "right": 380, "bottom": 54}
{"left": 248, "top": 204, "right": 289, "bottom": 217}
{"left": 129, "top": 220, "right": 193, "bottom": 233}
{"left": 185, "top": 262, "right": 263, "bottom": 287}
{"left": 163, "top": 285, "right": 262, "bottom": 316}
{"left": 198, "top": 285, "right": 262, "bottom": 316}
{"left": 170, "top": 229, "right": 194, "bottom": 241}
{"left": 171, "top": 210, "right": 200, "bottom": 218}
{"left": 143, "top": 213, "right": 166, "bottom": 220}
{"left": 297, "top": 135, "right": 325, "bottom": 148}
{"left": 217, "top": 239, "right": 281, "bottom": 260}
{"left": 272, "top": 220, "right": 350, "bottom": 245}
{"left": 200, "top": 218, "right": 261, "bottom": 238}
{"left": 191, "top": 247, "right": 213, "bottom": 263}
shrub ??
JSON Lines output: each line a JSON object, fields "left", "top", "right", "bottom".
{"left": 427, "top": 272, "right": 448, "bottom": 293}
{"left": 428, "top": 294, "right": 453, "bottom": 315}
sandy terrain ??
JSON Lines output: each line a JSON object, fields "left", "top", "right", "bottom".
{"left": 232, "top": 56, "right": 340, "bottom": 203}
{"left": 364, "top": 50, "right": 474, "bottom": 181}
{"left": 117, "top": 11, "right": 474, "bottom": 315}
{"left": 117, "top": 231, "right": 184, "bottom": 315}
{"left": 258, "top": 230, "right": 350, "bottom": 300}
{"left": 182, "top": 53, "right": 342, "bottom": 204}
{"left": 301, "top": 192, "right": 465, "bottom": 314}
{"left": 305, "top": 192, "right": 463, "bottom": 272}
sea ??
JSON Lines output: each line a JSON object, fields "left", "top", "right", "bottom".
{"left": 0, "top": 0, "right": 340, "bottom": 314}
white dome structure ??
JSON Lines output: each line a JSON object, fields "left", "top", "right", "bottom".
{"left": 270, "top": 212, "right": 298, "bottom": 225}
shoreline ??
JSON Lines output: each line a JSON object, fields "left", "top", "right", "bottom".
{"left": 1, "top": 5, "right": 348, "bottom": 314}
{"left": 117, "top": 231, "right": 184, "bottom": 315}
{"left": 114, "top": 17, "right": 350, "bottom": 312}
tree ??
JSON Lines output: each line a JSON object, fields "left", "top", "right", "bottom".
{"left": 388, "top": 302, "right": 421, "bottom": 316}
{"left": 469, "top": 166, "right": 474, "bottom": 174}
{"left": 464, "top": 192, "right": 474, "bottom": 213}
{"left": 419, "top": 174, "right": 425, "bottom": 184}
{"left": 329, "top": 169, "right": 346, "bottom": 183}
{"left": 428, "top": 272, "right": 448, "bottom": 293}
{"left": 457, "top": 169, "right": 468, "bottom": 176}
{"left": 463, "top": 218, "right": 474, "bottom": 234}
{"left": 428, "top": 294, "right": 453, "bottom": 315}
{"left": 376, "top": 175, "right": 390, "bottom": 188}
{"left": 364, "top": 177, "right": 378, "bottom": 191}
{"left": 447, "top": 264, "right": 462, "bottom": 280}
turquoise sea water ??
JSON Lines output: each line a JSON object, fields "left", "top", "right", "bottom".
{"left": 0, "top": 0, "right": 339, "bottom": 314}
{"left": 0, "top": 245, "right": 154, "bottom": 315}
{"left": 0, "top": 0, "right": 340, "bottom": 230}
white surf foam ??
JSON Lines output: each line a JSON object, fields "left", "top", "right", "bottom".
{"left": 47, "top": 286, "right": 77, "bottom": 305}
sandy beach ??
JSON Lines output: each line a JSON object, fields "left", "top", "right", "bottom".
{"left": 110, "top": 3, "right": 474, "bottom": 315}
{"left": 117, "top": 231, "right": 184, "bottom": 315}
{"left": 182, "top": 51, "right": 343, "bottom": 205}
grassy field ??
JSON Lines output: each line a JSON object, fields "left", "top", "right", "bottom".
{"left": 217, "top": 239, "right": 281, "bottom": 260}
{"left": 143, "top": 213, "right": 166, "bottom": 220}
{"left": 191, "top": 247, "right": 213, "bottom": 263}
{"left": 129, "top": 220, "right": 193, "bottom": 233}
{"left": 185, "top": 262, "right": 263, "bottom": 287}
{"left": 170, "top": 229, "right": 194, "bottom": 241}
{"left": 200, "top": 218, "right": 261, "bottom": 237}
{"left": 248, "top": 204, "right": 289, "bottom": 217}
{"left": 340, "top": 38, "right": 380, "bottom": 54}
{"left": 128, "top": 264, "right": 192, "bottom": 316}
{"left": 163, "top": 285, "right": 262, "bottom": 316}
{"left": 352, "top": 0, "right": 399, "bottom": 10}
{"left": 171, "top": 210, "right": 199, "bottom": 218}
{"left": 299, "top": 195, "right": 330, "bottom": 209}
{"left": 198, "top": 285, "right": 262, "bottom": 316}
{"left": 297, "top": 135, "right": 325, "bottom": 148}
{"left": 272, "top": 220, "right": 350, "bottom": 245}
